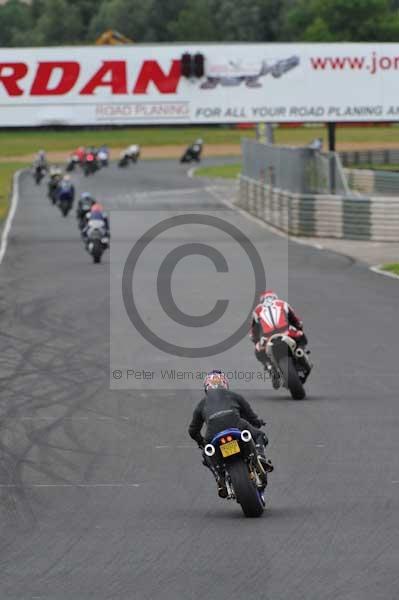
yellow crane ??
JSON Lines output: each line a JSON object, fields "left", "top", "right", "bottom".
{"left": 96, "top": 30, "right": 134, "bottom": 45}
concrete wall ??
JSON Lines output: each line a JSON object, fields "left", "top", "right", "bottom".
{"left": 237, "top": 175, "right": 399, "bottom": 241}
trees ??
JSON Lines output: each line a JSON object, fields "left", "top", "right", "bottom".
{"left": 0, "top": 0, "right": 398, "bottom": 46}
{"left": 33, "top": 0, "right": 83, "bottom": 45}
{"left": 88, "top": 0, "right": 155, "bottom": 42}
{"left": 285, "top": 0, "right": 399, "bottom": 41}
{"left": 0, "top": 0, "right": 32, "bottom": 46}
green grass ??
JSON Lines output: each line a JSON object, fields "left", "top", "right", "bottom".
{"left": 353, "top": 163, "right": 399, "bottom": 172}
{"left": 1, "top": 124, "right": 399, "bottom": 159}
{"left": 381, "top": 263, "right": 399, "bottom": 275}
{"left": 0, "top": 162, "right": 28, "bottom": 222}
{"left": 0, "top": 127, "right": 253, "bottom": 158}
{"left": 195, "top": 163, "right": 241, "bottom": 178}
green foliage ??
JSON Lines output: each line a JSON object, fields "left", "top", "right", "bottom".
{"left": 0, "top": 0, "right": 32, "bottom": 46}
{"left": 0, "top": 0, "right": 399, "bottom": 45}
{"left": 285, "top": 0, "right": 399, "bottom": 41}
{"left": 88, "top": 0, "right": 155, "bottom": 42}
{"left": 33, "top": 0, "right": 83, "bottom": 45}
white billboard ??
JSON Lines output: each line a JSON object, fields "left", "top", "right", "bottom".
{"left": 0, "top": 43, "right": 399, "bottom": 126}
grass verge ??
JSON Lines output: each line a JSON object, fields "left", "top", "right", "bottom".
{"left": 1, "top": 125, "right": 399, "bottom": 159}
{"left": 195, "top": 163, "right": 241, "bottom": 178}
{"left": 381, "top": 263, "right": 399, "bottom": 276}
{"left": 353, "top": 163, "right": 399, "bottom": 171}
{"left": 0, "top": 163, "right": 28, "bottom": 222}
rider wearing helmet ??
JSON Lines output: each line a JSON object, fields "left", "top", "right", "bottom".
{"left": 76, "top": 193, "right": 95, "bottom": 229}
{"left": 57, "top": 174, "right": 75, "bottom": 204}
{"left": 188, "top": 370, "right": 273, "bottom": 497}
{"left": 82, "top": 201, "right": 110, "bottom": 240}
{"left": 250, "top": 290, "right": 308, "bottom": 368}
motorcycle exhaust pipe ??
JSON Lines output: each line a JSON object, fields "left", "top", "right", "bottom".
{"left": 204, "top": 444, "right": 215, "bottom": 457}
{"left": 240, "top": 430, "right": 252, "bottom": 443}
{"left": 295, "top": 348, "right": 305, "bottom": 358}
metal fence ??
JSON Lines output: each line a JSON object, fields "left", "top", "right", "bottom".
{"left": 340, "top": 148, "right": 399, "bottom": 167}
{"left": 241, "top": 139, "right": 351, "bottom": 195}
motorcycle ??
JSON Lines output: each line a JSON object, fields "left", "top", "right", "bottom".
{"left": 85, "top": 220, "right": 109, "bottom": 263}
{"left": 118, "top": 144, "right": 140, "bottom": 168}
{"left": 66, "top": 154, "right": 79, "bottom": 172}
{"left": 180, "top": 141, "right": 203, "bottom": 163}
{"left": 34, "top": 164, "right": 46, "bottom": 184}
{"left": 264, "top": 331, "right": 312, "bottom": 400}
{"left": 57, "top": 195, "right": 73, "bottom": 217}
{"left": 48, "top": 173, "right": 62, "bottom": 205}
{"left": 204, "top": 427, "right": 267, "bottom": 518}
{"left": 76, "top": 201, "right": 93, "bottom": 231}
{"left": 84, "top": 153, "right": 98, "bottom": 176}
{"left": 97, "top": 147, "right": 109, "bottom": 167}
{"left": 55, "top": 179, "right": 74, "bottom": 217}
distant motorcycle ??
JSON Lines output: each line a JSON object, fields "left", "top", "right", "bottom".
{"left": 97, "top": 147, "right": 109, "bottom": 167}
{"left": 56, "top": 180, "right": 74, "bottom": 217}
{"left": 204, "top": 426, "right": 267, "bottom": 518}
{"left": 48, "top": 170, "right": 62, "bottom": 204}
{"left": 180, "top": 140, "right": 203, "bottom": 163}
{"left": 57, "top": 195, "right": 73, "bottom": 217}
{"left": 84, "top": 152, "right": 98, "bottom": 176}
{"left": 263, "top": 332, "right": 312, "bottom": 400}
{"left": 66, "top": 154, "right": 80, "bottom": 172}
{"left": 34, "top": 164, "right": 46, "bottom": 184}
{"left": 118, "top": 144, "right": 140, "bottom": 167}
{"left": 76, "top": 197, "right": 94, "bottom": 231}
{"left": 85, "top": 218, "right": 109, "bottom": 263}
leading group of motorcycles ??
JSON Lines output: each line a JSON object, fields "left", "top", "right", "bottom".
{"left": 33, "top": 152, "right": 109, "bottom": 264}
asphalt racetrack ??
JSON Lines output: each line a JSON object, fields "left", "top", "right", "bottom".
{"left": 0, "top": 159, "right": 398, "bottom": 599}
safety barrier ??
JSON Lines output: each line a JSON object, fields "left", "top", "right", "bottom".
{"left": 340, "top": 148, "right": 399, "bottom": 167}
{"left": 237, "top": 176, "right": 399, "bottom": 241}
{"left": 345, "top": 167, "right": 399, "bottom": 197}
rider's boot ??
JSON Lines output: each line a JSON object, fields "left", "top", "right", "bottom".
{"left": 203, "top": 455, "right": 228, "bottom": 498}
{"left": 256, "top": 444, "right": 274, "bottom": 473}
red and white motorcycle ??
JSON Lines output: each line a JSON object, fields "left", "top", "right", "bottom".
{"left": 260, "top": 328, "right": 312, "bottom": 400}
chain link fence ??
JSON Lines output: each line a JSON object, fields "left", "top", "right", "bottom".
{"left": 241, "top": 138, "right": 351, "bottom": 195}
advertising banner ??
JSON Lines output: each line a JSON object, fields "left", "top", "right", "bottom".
{"left": 1, "top": 43, "right": 399, "bottom": 126}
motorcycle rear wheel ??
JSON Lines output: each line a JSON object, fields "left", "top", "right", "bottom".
{"left": 228, "top": 460, "right": 264, "bottom": 518}
{"left": 278, "top": 355, "right": 306, "bottom": 400}
{"left": 92, "top": 240, "right": 102, "bottom": 264}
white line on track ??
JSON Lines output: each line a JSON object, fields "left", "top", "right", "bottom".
{"left": 370, "top": 265, "right": 399, "bottom": 280}
{"left": 0, "top": 483, "right": 141, "bottom": 488}
{"left": 0, "top": 170, "right": 22, "bottom": 265}
{"left": 155, "top": 445, "right": 195, "bottom": 449}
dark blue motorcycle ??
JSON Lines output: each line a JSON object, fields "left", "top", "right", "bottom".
{"left": 204, "top": 427, "right": 267, "bottom": 517}
{"left": 56, "top": 180, "right": 75, "bottom": 217}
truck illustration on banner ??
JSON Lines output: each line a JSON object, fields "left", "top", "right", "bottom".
{"left": 200, "top": 56, "right": 300, "bottom": 89}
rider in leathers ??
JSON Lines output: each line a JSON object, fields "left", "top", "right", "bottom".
{"left": 188, "top": 370, "right": 273, "bottom": 497}
{"left": 250, "top": 290, "right": 308, "bottom": 369}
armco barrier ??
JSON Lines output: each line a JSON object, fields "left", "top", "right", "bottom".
{"left": 237, "top": 175, "right": 399, "bottom": 241}
{"left": 340, "top": 149, "right": 399, "bottom": 167}
{"left": 345, "top": 167, "right": 399, "bottom": 196}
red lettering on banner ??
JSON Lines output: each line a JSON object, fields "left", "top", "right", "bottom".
{"left": 30, "top": 62, "right": 80, "bottom": 95}
{"left": 133, "top": 60, "right": 180, "bottom": 94}
{"left": 80, "top": 61, "right": 127, "bottom": 95}
{"left": 0, "top": 63, "right": 28, "bottom": 96}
